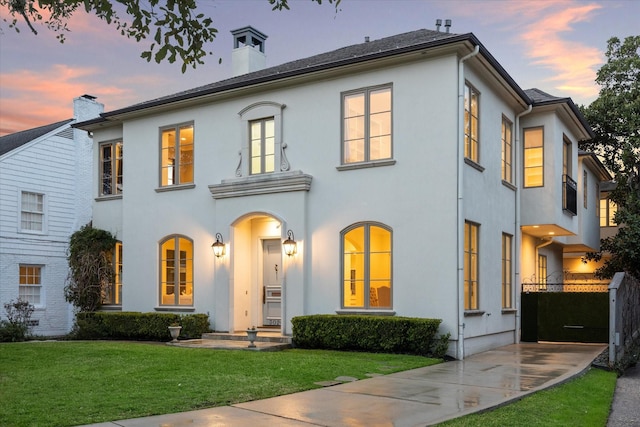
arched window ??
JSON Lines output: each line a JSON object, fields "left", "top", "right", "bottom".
{"left": 160, "top": 235, "right": 193, "bottom": 306}
{"left": 341, "top": 223, "right": 392, "bottom": 309}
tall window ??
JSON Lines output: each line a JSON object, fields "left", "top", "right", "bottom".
{"left": 20, "top": 191, "right": 44, "bottom": 232}
{"left": 524, "top": 127, "right": 544, "bottom": 187}
{"left": 563, "top": 137, "right": 572, "bottom": 177}
{"left": 464, "top": 222, "right": 479, "bottom": 310}
{"left": 342, "top": 85, "right": 392, "bottom": 164}
{"left": 250, "top": 118, "right": 275, "bottom": 174}
{"left": 103, "top": 242, "right": 122, "bottom": 305}
{"left": 502, "top": 234, "right": 512, "bottom": 309}
{"left": 583, "top": 171, "right": 588, "bottom": 209}
{"left": 160, "top": 236, "right": 193, "bottom": 306}
{"left": 600, "top": 198, "right": 618, "bottom": 227}
{"left": 19, "top": 265, "right": 42, "bottom": 305}
{"left": 464, "top": 83, "right": 480, "bottom": 162}
{"left": 538, "top": 254, "right": 547, "bottom": 286}
{"left": 342, "top": 223, "right": 392, "bottom": 309}
{"left": 161, "top": 124, "right": 194, "bottom": 186}
{"left": 99, "top": 141, "right": 123, "bottom": 196}
{"left": 501, "top": 116, "right": 513, "bottom": 183}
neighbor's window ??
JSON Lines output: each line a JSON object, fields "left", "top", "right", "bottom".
{"left": 161, "top": 123, "right": 194, "bottom": 186}
{"left": 99, "top": 140, "right": 123, "bottom": 196}
{"left": 524, "top": 127, "right": 544, "bottom": 187}
{"left": 501, "top": 116, "right": 513, "bottom": 183}
{"left": 250, "top": 118, "right": 275, "bottom": 174}
{"left": 600, "top": 198, "right": 617, "bottom": 227}
{"left": 464, "top": 221, "right": 479, "bottom": 310}
{"left": 19, "top": 265, "right": 42, "bottom": 305}
{"left": 342, "top": 85, "right": 392, "bottom": 164}
{"left": 464, "top": 83, "right": 480, "bottom": 162}
{"left": 342, "top": 223, "right": 392, "bottom": 309}
{"left": 538, "top": 254, "right": 548, "bottom": 286}
{"left": 20, "top": 191, "right": 44, "bottom": 232}
{"left": 502, "top": 233, "right": 512, "bottom": 309}
{"left": 160, "top": 236, "right": 193, "bottom": 306}
{"left": 103, "top": 242, "right": 123, "bottom": 305}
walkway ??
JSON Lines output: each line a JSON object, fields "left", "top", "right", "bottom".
{"left": 81, "top": 342, "right": 604, "bottom": 427}
{"left": 608, "top": 363, "right": 640, "bottom": 426}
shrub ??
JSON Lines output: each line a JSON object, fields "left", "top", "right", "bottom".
{"left": 72, "top": 312, "right": 211, "bottom": 341}
{"left": 0, "top": 298, "right": 35, "bottom": 342}
{"left": 292, "top": 315, "right": 444, "bottom": 356}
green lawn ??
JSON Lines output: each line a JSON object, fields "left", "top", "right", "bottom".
{"left": 0, "top": 341, "right": 438, "bottom": 427}
{"left": 436, "top": 368, "right": 617, "bottom": 426}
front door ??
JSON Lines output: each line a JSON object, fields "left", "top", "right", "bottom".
{"left": 262, "top": 239, "right": 282, "bottom": 327}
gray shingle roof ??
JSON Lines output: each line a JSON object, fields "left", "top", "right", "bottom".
{"left": 524, "top": 88, "right": 593, "bottom": 139}
{"left": 0, "top": 119, "right": 73, "bottom": 156}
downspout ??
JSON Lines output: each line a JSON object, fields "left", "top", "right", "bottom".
{"left": 514, "top": 104, "right": 532, "bottom": 343}
{"left": 456, "top": 45, "right": 479, "bottom": 360}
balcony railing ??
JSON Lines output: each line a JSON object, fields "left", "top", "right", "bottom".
{"left": 563, "top": 174, "right": 577, "bottom": 215}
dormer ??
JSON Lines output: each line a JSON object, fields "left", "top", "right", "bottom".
{"left": 231, "top": 26, "right": 268, "bottom": 77}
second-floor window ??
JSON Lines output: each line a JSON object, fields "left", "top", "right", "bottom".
{"left": 501, "top": 116, "right": 513, "bottom": 183}
{"left": 342, "top": 85, "right": 392, "bottom": 164}
{"left": 161, "top": 123, "right": 194, "bottom": 186}
{"left": 464, "top": 83, "right": 480, "bottom": 162}
{"left": 600, "top": 198, "right": 618, "bottom": 227}
{"left": 20, "top": 191, "right": 44, "bottom": 232}
{"left": 524, "top": 127, "right": 544, "bottom": 187}
{"left": 250, "top": 118, "right": 275, "bottom": 174}
{"left": 100, "top": 141, "right": 123, "bottom": 196}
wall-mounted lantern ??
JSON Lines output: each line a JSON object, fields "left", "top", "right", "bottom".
{"left": 212, "top": 233, "right": 226, "bottom": 258}
{"left": 283, "top": 229, "right": 297, "bottom": 256}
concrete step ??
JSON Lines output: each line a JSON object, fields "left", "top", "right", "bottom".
{"left": 202, "top": 331, "right": 292, "bottom": 344}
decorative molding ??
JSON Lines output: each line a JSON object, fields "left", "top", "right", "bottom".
{"left": 154, "top": 183, "right": 196, "bottom": 193}
{"left": 209, "top": 170, "right": 312, "bottom": 199}
{"left": 336, "top": 159, "right": 396, "bottom": 171}
{"left": 235, "top": 150, "right": 242, "bottom": 177}
{"left": 280, "top": 143, "right": 290, "bottom": 171}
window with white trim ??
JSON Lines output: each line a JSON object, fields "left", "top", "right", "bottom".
{"left": 160, "top": 123, "right": 194, "bottom": 186}
{"left": 250, "top": 117, "right": 275, "bottom": 174}
{"left": 160, "top": 236, "right": 193, "bottom": 306}
{"left": 341, "top": 223, "right": 392, "bottom": 309}
{"left": 342, "top": 85, "right": 392, "bottom": 164}
{"left": 99, "top": 140, "right": 123, "bottom": 196}
{"left": 20, "top": 191, "right": 44, "bottom": 232}
{"left": 19, "top": 265, "right": 42, "bottom": 305}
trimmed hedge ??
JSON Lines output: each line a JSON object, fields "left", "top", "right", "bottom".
{"left": 292, "top": 315, "right": 444, "bottom": 356}
{"left": 73, "top": 312, "right": 211, "bottom": 341}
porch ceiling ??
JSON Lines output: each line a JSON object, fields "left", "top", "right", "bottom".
{"left": 521, "top": 224, "right": 574, "bottom": 238}
{"left": 563, "top": 243, "right": 598, "bottom": 253}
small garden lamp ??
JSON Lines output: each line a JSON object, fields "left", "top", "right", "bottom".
{"left": 283, "top": 229, "right": 297, "bottom": 256}
{"left": 212, "top": 233, "right": 226, "bottom": 258}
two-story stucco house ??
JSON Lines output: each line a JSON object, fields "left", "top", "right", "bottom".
{"left": 75, "top": 27, "right": 608, "bottom": 358}
{"left": 0, "top": 95, "right": 103, "bottom": 335}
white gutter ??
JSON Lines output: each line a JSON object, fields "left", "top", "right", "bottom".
{"left": 514, "top": 104, "right": 532, "bottom": 343}
{"left": 456, "top": 45, "right": 479, "bottom": 360}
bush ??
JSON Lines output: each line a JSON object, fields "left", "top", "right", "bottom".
{"left": 72, "top": 312, "right": 211, "bottom": 341}
{"left": 292, "top": 315, "right": 444, "bottom": 356}
{"left": 0, "top": 299, "right": 35, "bottom": 342}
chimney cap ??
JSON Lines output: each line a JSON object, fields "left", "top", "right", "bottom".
{"left": 231, "top": 26, "right": 268, "bottom": 53}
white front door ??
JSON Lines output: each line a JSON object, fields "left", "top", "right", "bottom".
{"left": 262, "top": 239, "right": 282, "bottom": 327}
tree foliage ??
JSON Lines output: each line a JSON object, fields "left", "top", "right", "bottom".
{"left": 65, "top": 224, "right": 117, "bottom": 312}
{"left": 581, "top": 35, "right": 640, "bottom": 279}
{"left": 2, "top": 0, "right": 339, "bottom": 72}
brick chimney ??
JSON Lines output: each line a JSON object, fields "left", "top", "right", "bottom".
{"left": 231, "top": 26, "right": 268, "bottom": 77}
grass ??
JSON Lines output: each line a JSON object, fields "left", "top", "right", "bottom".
{"left": 0, "top": 341, "right": 439, "bottom": 427}
{"left": 435, "top": 367, "right": 617, "bottom": 426}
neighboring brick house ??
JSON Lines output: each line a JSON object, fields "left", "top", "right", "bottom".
{"left": 76, "top": 26, "right": 609, "bottom": 358}
{"left": 0, "top": 95, "right": 103, "bottom": 335}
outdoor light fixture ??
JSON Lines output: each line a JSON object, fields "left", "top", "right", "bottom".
{"left": 283, "top": 230, "right": 297, "bottom": 256}
{"left": 212, "top": 233, "right": 226, "bottom": 258}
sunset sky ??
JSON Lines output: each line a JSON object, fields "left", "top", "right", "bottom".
{"left": 0, "top": 0, "right": 638, "bottom": 136}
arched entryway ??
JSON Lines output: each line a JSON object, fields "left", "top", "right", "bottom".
{"left": 230, "top": 213, "right": 284, "bottom": 333}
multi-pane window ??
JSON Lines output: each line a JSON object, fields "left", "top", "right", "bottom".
{"left": 524, "top": 127, "right": 544, "bottom": 187}
{"left": 161, "top": 124, "right": 194, "bottom": 186}
{"left": 99, "top": 141, "right": 123, "bottom": 196}
{"left": 19, "top": 265, "right": 42, "bottom": 305}
{"left": 20, "top": 191, "right": 44, "bottom": 232}
{"left": 103, "top": 242, "right": 123, "bottom": 305}
{"left": 501, "top": 116, "right": 513, "bottom": 183}
{"left": 600, "top": 198, "right": 618, "bottom": 227}
{"left": 464, "top": 83, "right": 479, "bottom": 162}
{"left": 250, "top": 118, "right": 275, "bottom": 174}
{"left": 563, "top": 138, "right": 572, "bottom": 177}
{"left": 502, "top": 234, "right": 512, "bottom": 309}
{"left": 342, "top": 223, "right": 392, "bottom": 309}
{"left": 464, "top": 222, "right": 479, "bottom": 310}
{"left": 538, "top": 254, "right": 548, "bottom": 286}
{"left": 342, "top": 86, "right": 392, "bottom": 164}
{"left": 160, "top": 236, "right": 193, "bottom": 306}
